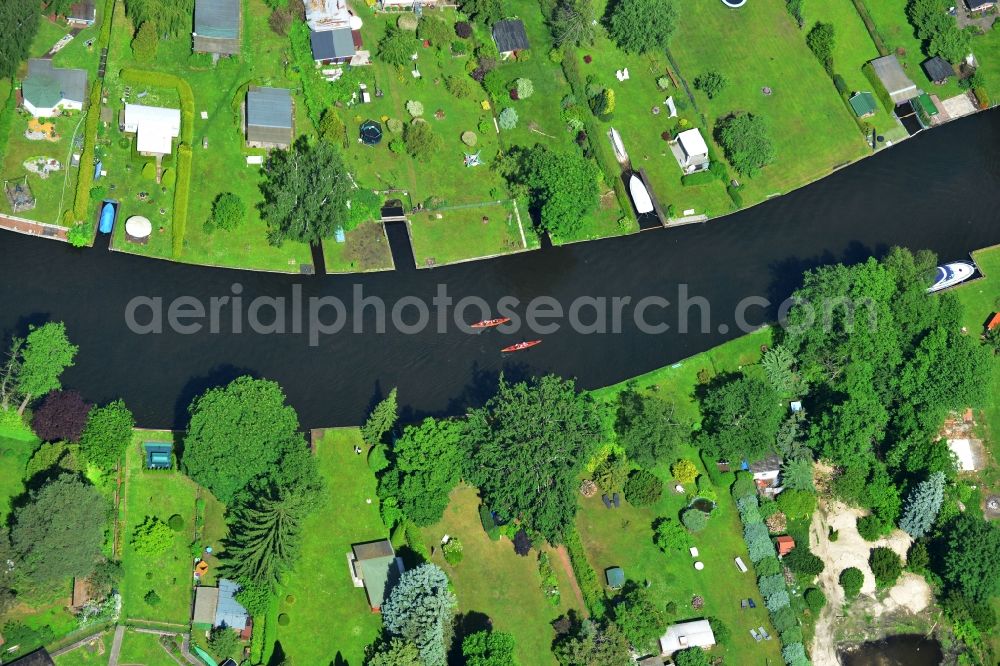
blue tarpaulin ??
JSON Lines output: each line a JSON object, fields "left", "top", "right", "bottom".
{"left": 98, "top": 201, "right": 115, "bottom": 233}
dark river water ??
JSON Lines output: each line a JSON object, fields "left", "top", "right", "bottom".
{"left": 2, "top": 110, "right": 999, "bottom": 429}
{"left": 838, "top": 635, "right": 944, "bottom": 666}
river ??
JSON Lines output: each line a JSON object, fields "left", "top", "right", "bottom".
{"left": 1, "top": 110, "right": 999, "bottom": 428}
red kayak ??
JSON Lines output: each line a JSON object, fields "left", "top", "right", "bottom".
{"left": 471, "top": 317, "right": 511, "bottom": 329}
{"left": 501, "top": 340, "right": 541, "bottom": 353}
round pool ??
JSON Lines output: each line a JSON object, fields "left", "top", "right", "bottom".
{"left": 689, "top": 497, "right": 716, "bottom": 513}
{"left": 721, "top": 0, "right": 747, "bottom": 7}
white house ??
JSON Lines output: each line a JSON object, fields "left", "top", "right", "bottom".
{"left": 123, "top": 104, "right": 181, "bottom": 156}
{"left": 21, "top": 59, "right": 87, "bottom": 118}
{"left": 659, "top": 619, "right": 717, "bottom": 655}
{"left": 749, "top": 453, "right": 783, "bottom": 496}
{"left": 675, "top": 128, "right": 710, "bottom": 173}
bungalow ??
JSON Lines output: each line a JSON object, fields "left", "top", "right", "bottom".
{"left": 674, "top": 128, "right": 710, "bottom": 174}
{"left": 67, "top": 1, "right": 97, "bottom": 26}
{"left": 193, "top": 0, "right": 242, "bottom": 56}
{"left": 246, "top": 87, "right": 294, "bottom": 149}
{"left": 122, "top": 104, "right": 181, "bottom": 157}
{"left": 192, "top": 579, "right": 251, "bottom": 638}
{"left": 349, "top": 540, "right": 403, "bottom": 612}
{"left": 922, "top": 56, "right": 953, "bottom": 84}
{"left": 870, "top": 55, "right": 918, "bottom": 104}
{"left": 965, "top": 0, "right": 996, "bottom": 11}
{"left": 492, "top": 19, "right": 530, "bottom": 58}
{"left": 21, "top": 59, "right": 87, "bottom": 118}
{"left": 659, "top": 619, "right": 716, "bottom": 656}
{"left": 775, "top": 535, "right": 796, "bottom": 557}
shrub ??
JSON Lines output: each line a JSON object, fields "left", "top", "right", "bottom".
{"left": 549, "top": 48, "right": 564, "bottom": 63}
{"left": 695, "top": 477, "right": 717, "bottom": 503}
{"left": 461, "top": 131, "right": 477, "bottom": 147}
{"left": 624, "top": 469, "right": 662, "bottom": 506}
{"left": 784, "top": 546, "right": 825, "bottom": 577}
{"left": 479, "top": 505, "right": 499, "bottom": 541}
{"left": 483, "top": 70, "right": 508, "bottom": 101}
{"left": 277, "top": 613, "right": 290, "bottom": 626}
{"left": 455, "top": 21, "right": 472, "bottom": 38}
{"left": 564, "top": 528, "right": 605, "bottom": 617}
{"left": 732, "top": 471, "right": 756, "bottom": 499}
{"left": 804, "top": 587, "right": 826, "bottom": 612}
{"left": 840, "top": 567, "right": 864, "bottom": 598}
{"left": 67, "top": 223, "right": 91, "bottom": 248}
{"left": 737, "top": 495, "right": 761, "bottom": 523}
{"left": 404, "top": 121, "right": 443, "bottom": 159}
{"left": 387, "top": 118, "right": 404, "bottom": 134}
{"left": 515, "top": 78, "right": 534, "bottom": 99}
{"left": 759, "top": 497, "right": 779, "bottom": 519}
{"left": 833, "top": 73, "right": 848, "bottom": 94}
{"left": 782, "top": 642, "right": 807, "bottom": 665}
{"left": 442, "top": 537, "right": 464, "bottom": 565}
{"left": 446, "top": 76, "right": 474, "bottom": 99}
{"left": 726, "top": 184, "right": 744, "bottom": 208}
{"left": 168, "top": 514, "right": 185, "bottom": 532}
{"left": 498, "top": 107, "right": 518, "bottom": 130}
{"left": 285, "top": 594, "right": 295, "bottom": 604}
{"left": 693, "top": 70, "right": 727, "bottom": 99}
{"left": 389, "top": 138, "right": 406, "bottom": 154}
{"left": 671, "top": 459, "right": 698, "bottom": 485}
{"left": 406, "top": 100, "right": 424, "bottom": 117}
{"left": 758, "top": 573, "right": 786, "bottom": 597}
{"left": 141, "top": 161, "right": 157, "bottom": 180}
{"left": 657, "top": 76, "right": 670, "bottom": 90}
{"left": 765, "top": 590, "right": 791, "bottom": 611}
{"left": 208, "top": 192, "right": 246, "bottom": 232}
{"left": 781, "top": 626, "right": 803, "bottom": 644}
{"left": 770, "top": 605, "right": 796, "bottom": 632}
{"left": 856, "top": 514, "right": 884, "bottom": 541}
{"left": 681, "top": 508, "right": 708, "bottom": 532}
{"left": 756, "top": 555, "right": 781, "bottom": 577}
{"left": 869, "top": 547, "right": 903, "bottom": 588}
{"left": 404, "top": 520, "right": 430, "bottom": 562}
{"left": 144, "top": 589, "right": 161, "bottom": 606}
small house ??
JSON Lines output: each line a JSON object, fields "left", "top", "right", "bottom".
{"left": 310, "top": 27, "right": 356, "bottom": 64}
{"left": 7, "top": 648, "right": 56, "bottom": 666}
{"left": 246, "top": 87, "right": 293, "bottom": 149}
{"left": 123, "top": 104, "right": 181, "bottom": 157}
{"left": 659, "top": 619, "right": 716, "bottom": 656}
{"left": 192, "top": 579, "right": 250, "bottom": 636}
{"left": 21, "top": 59, "right": 87, "bottom": 118}
{"left": 605, "top": 566, "right": 625, "bottom": 589}
{"left": 965, "top": 0, "right": 996, "bottom": 11}
{"left": 67, "top": 1, "right": 97, "bottom": 26}
{"left": 775, "top": 535, "right": 796, "bottom": 557}
{"left": 193, "top": 0, "right": 242, "bottom": 56}
{"left": 675, "top": 128, "right": 710, "bottom": 174}
{"left": 848, "top": 91, "right": 877, "bottom": 118}
{"left": 492, "top": 20, "right": 530, "bottom": 58}
{"left": 143, "top": 441, "right": 173, "bottom": 469}
{"left": 350, "top": 540, "right": 403, "bottom": 612}
{"left": 870, "top": 55, "right": 918, "bottom": 104}
{"left": 922, "top": 56, "right": 953, "bottom": 84}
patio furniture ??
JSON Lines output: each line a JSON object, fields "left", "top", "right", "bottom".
{"left": 759, "top": 627, "right": 771, "bottom": 640}
{"left": 748, "top": 598, "right": 756, "bottom": 608}
{"left": 689, "top": 547, "right": 699, "bottom": 557}
{"left": 735, "top": 557, "right": 748, "bottom": 573}
{"left": 740, "top": 599, "right": 748, "bottom": 609}
{"left": 750, "top": 629, "right": 762, "bottom": 642}
{"left": 602, "top": 494, "right": 612, "bottom": 509}
{"left": 693, "top": 561, "right": 704, "bottom": 571}
{"left": 612, "top": 492, "right": 620, "bottom": 508}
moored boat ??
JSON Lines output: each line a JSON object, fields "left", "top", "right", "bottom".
{"left": 629, "top": 174, "right": 654, "bottom": 214}
{"left": 927, "top": 260, "right": 976, "bottom": 293}
{"left": 609, "top": 128, "right": 628, "bottom": 162}
{"left": 471, "top": 317, "right": 511, "bottom": 329}
{"left": 501, "top": 340, "right": 541, "bottom": 353}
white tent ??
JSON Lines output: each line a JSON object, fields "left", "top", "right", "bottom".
{"left": 659, "top": 620, "right": 716, "bottom": 655}
{"left": 123, "top": 104, "right": 181, "bottom": 156}
{"left": 125, "top": 215, "right": 152, "bottom": 239}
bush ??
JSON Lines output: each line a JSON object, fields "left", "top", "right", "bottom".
{"left": 404, "top": 521, "right": 430, "bottom": 562}
{"left": 782, "top": 642, "right": 807, "bottom": 665}
{"left": 479, "top": 505, "right": 500, "bottom": 541}
{"left": 446, "top": 76, "right": 474, "bottom": 99}
{"left": 758, "top": 573, "right": 786, "bottom": 597}
{"left": 737, "top": 495, "right": 761, "bottom": 524}
{"left": 455, "top": 21, "right": 472, "bottom": 38}
{"left": 404, "top": 121, "right": 443, "bottom": 160}
{"left": 726, "top": 184, "right": 744, "bottom": 208}
{"left": 397, "top": 13, "right": 418, "bottom": 30}
{"left": 389, "top": 138, "right": 406, "bottom": 154}
{"left": 168, "top": 514, "right": 185, "bottom": 532}
{"left": 869, "top": 547, "right": 903, "bottom": 588}
{"left": 840, "top": 567, "right": 864, "bottom": 598}
{"left": 756, "top": 555, "right": 781, "bottom": 577}
{"left": 784, "top": 546, "right": 825, "bottom": 577}
{"left": 483, "top": 70, "right": 508, "bottom": 102}
{"left": 207, "top": 192, "right": 246, "bottom": 232}
{"left": 671, "top": 459, "right": 698, "bottom": 485}
{"left": 144, "top": 589, "right": 161, "bottom": 606}
{"left": 732, "top": 472, "right": 756, "bottom": 499}
{"left": 461, "top": 131, "right": 477, "bottom": 147}
{"left": 765, "top": 590, "right": 791, "bottom": 611}
{"left": 681, "top": 508, "right": 708, "bottom": 532}
{"left": 406, "top": 100, "right": 424, "bottom": 117}
{"left": 515, "top": 78, "right": 534, "bottom": 99}
{"left": 442, "top": 537, "right": 464, "bottom": 565}
{"left": 564, "top": 528, "right": 605, "bottom": 617}
{"left": 277, "top": 613, "right": 290, "bottom": 626}
{"left": 387, "top": 118, "right": 404, "bottom": 134}
{"left": 833, "top": 73, "right": 848, "bottom": 94}
{"left": 804, "top": 587, "right": 826, "bottom": 612}
{"left": 498, "top": 107, "right": 519, "bottom": 130}
{"left": 67, "top": 223, "right": 91, "bottom": 248}
{"left": 693, "top": 70, "right": 727, "bottom": 99}
{"left": 856, "top": 514, "right": 884, "bottom": 541}
{"left": 770, "top": 605, "right": 796, "bottom": 632}
{"left": 624, "top": 469, "right": 662, "bottom": 506}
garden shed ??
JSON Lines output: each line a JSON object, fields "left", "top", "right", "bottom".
{"left": 870, "top": 55, "right": 918, "bottom": 104}
{"left": 848, "top": 92, "right": 877, "bottom": 118}
{"left": 674, "top": 128, "right": 710, "bottom": 173}
{"left": 492, "top": 20, "right": 530, "bottom": 57}
{"left": 21, "top": 59, "right": 87, "bottom": 118}
{"left": 922, "top": 56, "right": 953, "bottom": 84}
{"left": 350, "top": 539, "right": 403, "bottom": 611}
{"left": 605, "top": 566, "right": 625, "bottom": 589}
{"left": 310, "top": 27, "right": 356, "bottom": 64}
{"left": 246, "top": 87, "right": 294, "bottom": 149}
{"left": 193, "top": 0, "right": 242, "bottom": 56}
{"left": 143, "top": 441, "right": 173, "bottom": 469}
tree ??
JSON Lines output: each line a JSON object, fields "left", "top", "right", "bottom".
{"left": 941, "top": 513, "right": 1000, "bottom": 602}
{"left": 761, "top": 345, "right": 798, "bottom": 395}
{"left": 591, "top": 89, "right": 615, "bottom": 118}
{"left": 715, "top": 112, "right": 775, "bottom": 178}
{"left": 552, "top": 0, "right": 598, "bottom": 46}
{"left": 17, "top": 322, "right": 78, "bottom": 414}
{"left": 681, "top": 508, "right": 708, "bottom": 532}
{"left": 515, "top": 78, "right": 535, "bottom": 99}
{"left": 130, "top": 516, "right": 174, "bottom": 557}
{"left": 804, "top": 587, "right": 827, "bottom": 612}
{"left": 80, "top": 400, "right": 135, "bottom": 470}
{"left": 221, "top": 489, "right": 308, "bottom": 587}
{"left": 674, "top": 647, "right": 711, "bottom": 666}
{"left": 378, "top": 418, "right": 465, "bottom": 525}
{"left": 132, "top": 21, "right": 158, "bottom": 63}
{"left": 652, "top": 517, "right": 689, "bottom": 553}
{"left": 780, "top": 457, "right": 815, "bottom": 492}
{"left": 45, "top": 0, "right": 77, "bottom": 17}
{"left": 381, "top": 564, "right": 456, "bottom": 666}
{"left": 593, "top": 454, "right": 629, "bottom": 493}
{"left": 404, "top": 122, "right": 444, "bottom": 160}
{"left": 25, "top": 441, "right": 81, "bottom": 480}
{"left": 379, "top": 27, "right": 415, "bottom": 68}
{"left": 553, "top": 619, "right": 631, "bottom": 666}
{"left": 671, "top": 459, "right": 698, "bottom": 485}
{"left": 776, "top": 489, "right": 817, "bottom": 519}
{"left": 614, "top": 388, "right": 685, "bottom": 469}
{"left": 898, "top": 471, "right": 945, "bottom": 538}
{"left": 208, "top": 193, "right": 246, "bottom": 232}
{"left": 32, "top": 390, "right": 91, "bottom": 442}
{"left": 805, "top": 22, "right": 835, "bottom": 73}
{"left": 124, "top": 0, "right": 194, "bottom": 36}
{"left": 613, "top": 583, "right": 664, "bottom": 649}
{"left": 318, "top": 108, "right": 347, "bottom": 147}
{"left": 460, "top": 0, "right": 504, "bottom": 25}
{"left": 607, "top": 0, "right": 678, "bottom": 54}
{"left": 208, "top": 627, "right": 240, "bottom": 659}
{"left": 513, "top": 528, "right": 532, "bottom": 556}
{"left": 623, "top": 469, "right": 662, "bottom": 506}
{"left": 10, "top": 474, "right": 108, "bottom": 584}
{"left": 465, "top": 375, "right": 600, "bottom": 543}
{"left": 366, "top": 638, "right": 424, "bottom": 666}
{"left": 784, "top": 546, "right": 825, "bottom": 577}
{"left": 362, "top": 388, "right": 398, "bottom": 446}
{"left": 0, "top": 0, "right": 39, "bottom": 79}
{"left": 462, "top": 630, "right": 517, "bottom": 666}
{"left": 183, "top": 376, "right": 307, "bottom": 503}
{"left": 498, "top": 107, "right": 519, "bottom": 130}
{"left": 260, "top": 137, "right": 352, "bottom": 246}
{"left": 417, "top": 15, "right": 452, "bottom": 48}
{"left": 501, "top": 145, "right": 598, "bottom": 238}
{"left": 907, "top": 0, "right": 972, "bottom": 63}
{"left": 697, "top": 375, "right": 784, "bottom": 462}
{"left": 869, "top": 547, "right": 903, "bottom": 588}
{"left": 693, "top": 70, "right": 727, "bottom": 99}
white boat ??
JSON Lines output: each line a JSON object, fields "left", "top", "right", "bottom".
{"left": 608, "top": 128, "right": 628, "bottom": 163}
{"left": 629, "top": 174, "right": 654, "bottom": 214}
{"left": 927, "top": 260, "right": 976, "bottom": 293}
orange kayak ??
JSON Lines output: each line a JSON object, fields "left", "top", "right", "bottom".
{"left": 471, "top": 317, "right": 511, "bottom": 329}
{"left": 501, "top": 340, "right": 541, "bottom": 353}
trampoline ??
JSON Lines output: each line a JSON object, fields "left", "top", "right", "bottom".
{"left": 360, "top": 120, "right": 383, "bottom": 146}
{"left": 721, "top": 0, "right": 747, "bottom": 6}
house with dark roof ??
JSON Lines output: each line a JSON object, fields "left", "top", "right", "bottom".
{"left": 492, "top": 19, "right": 530, "bottom": 58}
{"left": 870, "top": 55, "right": 918, "bottom": 104}
{"left": 310, "top": 27, "right": 357, "bottom": 64}
{"left": 21, "top": 59, "right": 87, "bottom": 118}
{"left": 965, "top": 0, "right": 996, "bottom": 11}
{"left": 7, "top": 648, "right": 56, "bottom": 666}
{"left": 922, "top": 56, "right": 953, "bottom": 84}
{"left": 67, "top": 1, "right": 97, "bottom": 26}
{"left": 193, "top": 0, "right": 242, "bottom": 56}
{"left": 247, "top": 87, "right": 293, "bottom": 148}
{"left": 349, "top": 540, "right": 403, "bottom": 612}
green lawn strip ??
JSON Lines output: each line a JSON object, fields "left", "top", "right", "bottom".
{"left": 52, "top": 633, "right": 111, "bottom": 666}
{"left": 576, "top": 443, "right": 781, "bottom": 662}
{"left": 669, "top": 0, "right": 868, "bottom": 205}
{"left": 409, "top": 202, "right": 527, "bottom": 267}
{"left": 322, "top": 221, "right": 396, "bottom": 273}
{"left": 121, "top": 431, "right": 197, "bottom": 625}
{"left": 116, "top": 629, "right": 179, "bottom": 666}
{"left": 0, "top": 435, "right": 38, "bottom": 521}
{"left": 275, "top": 428, "right": 386, "bottom": 666}
{"left": 973, "top": 28, "right": 1000, "bottom": 101}
{"left": 30, "top": 17, "right": 72, "bottom": 60}
{"left": 420, "top": 484, "right": 578, "bottom": 665}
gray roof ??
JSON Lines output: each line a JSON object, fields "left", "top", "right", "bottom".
{"left": 492, "top": 20, "right": 530, "bottom": 53}
{"left": 922, "top": 56, "right": 953, "bottom": 82}
{"left": 8, "top": 649, "right": 56, "bottom": 666}
{"left": 870, "top": 55, "right": 918, "bottom": 101}
{"left": 310, "top": 27, "right": 355, "bottom": 61}
{"left": 966, "top": 0, "right": 993, "bottom": 9}
{"left": 22, "top": 59, "right": 87, "bottom": 108}
{"left": 247, "top": 87, "right": 292, "bottom": 129}
{"left": 194, "top": 0, "right": 240, "bottom": 39}
{"left": 749, "top": 453, "right": 782, "bottom": 474}
{"left": 215, "top": 579, "right": 249, "bottom": 630}
{"left": 68, "top": 1, "right": 96, "bottom": 21}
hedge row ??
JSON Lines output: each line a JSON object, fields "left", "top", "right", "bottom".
{"left": 72, "top": 84, "right": 104, "bottom": 221}
{"left": 172, "top": 144, "right": 193, "bottom": 257}
{"left": 249, "top": 613, "right": 265, "bottom": 662}
{"left": 850, "top": 0, "right": 890, "bottom": 56}
{"left": 862, "top": 62, "right": 894, "bottom": 114}
{"left": 0, "top": 87, "right": 18, "bottom": 179}
{"left": 563, "top": 527, "right": 606, "bottom": 618}
{"left": 973, "top": 86, "right": 990, "bottom": 110}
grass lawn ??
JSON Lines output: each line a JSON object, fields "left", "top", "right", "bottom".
{"left": 576, "top": 443, "right": 781, "bottom": 662}
{"left": 408, "top": 201, "right": 531, "bottom": 267}
{"left": 669, "top": 0, "right": 868, "bottom": 206}
{"left": 323, "top": 221, "right": 395, "bottom": 273}
{"left": 116, "top": 629, "right": 180, "bottom": 666}
{"left": 973, "top": 27, "right": 1000, "bottom": 101}
{"left": 275, "top": 428, "right": 386, "bottom": 666}
{"left": 120, "top": 431, "right": 197, "bottom": 625}
{"left": 52, "top": 633, "right": 111, "bottom": 666}
{"left": 30, "top": 17, "right": 72, "bottom": 60}
{"left": 0, "top": 435, "right": 37, "bottom": 521}
{"left": 420, "top": 485, "right": 582, "bottom": 665}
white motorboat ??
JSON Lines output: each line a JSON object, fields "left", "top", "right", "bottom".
{"left": 608, "top": 128, "right": 628, "bottom": 162}
{"left": 927, "top": 260, "right": 976, "bottom": 293}
{"left": 629, "top": 174, "right": 654, "bottom": 214}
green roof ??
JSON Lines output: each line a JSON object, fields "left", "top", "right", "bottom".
{"left": 359, "top": 555, "right": 397, "bottom": 608}
{"left": 913, "top": 92, "right": 938, "bottom": 117}
{"left": 849, "top": 91, "right": 877, "bottom": 117}
{"left": 22, "top": 59, "right": 87, "bottom": 109}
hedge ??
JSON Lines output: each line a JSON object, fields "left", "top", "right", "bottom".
{"left": 0, "top": 87, "right": 16, "bottom": 171}
{"left": 404, "top": 520, "right": 430, "bottom": 562}
{"left": 862, "top": 62, "right": 894, "bottom": 113}
{"left": 172, "top": 144, "right": 192, "bottom": 257}
{"left": 851, "top": 0, "right": 889, "bottom": 56}
{"left": 249, "top": 614, "right": 265, "bottom": 662}
{"left": 680, "top": 171, "right": 715, "bottom": 187}
{"left": 72, "top": 84, "right": 104, "bottom": 221}
{"left": 479, "top": 504, "right": 500, "bottom": 541}
{"left": 261, "top": 593, "right": 279, "bottom": 663}
{"left": 973, "top": 86, "right": 990, "bottom": 110}
{"left": 563, "top": 527, "right": 605, "bottom": 618}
